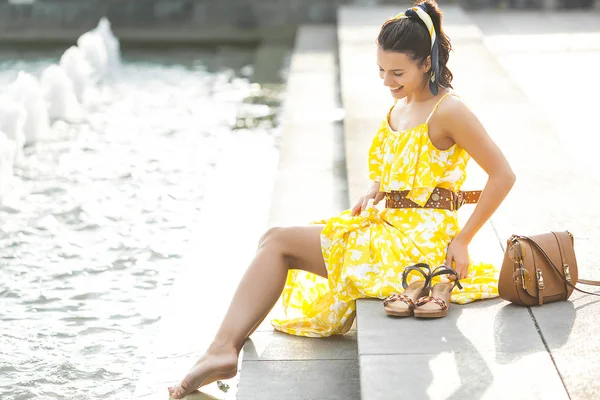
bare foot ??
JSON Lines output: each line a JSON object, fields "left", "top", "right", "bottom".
{"left": 168, "top": 347, "right": 238, "bottom": 399}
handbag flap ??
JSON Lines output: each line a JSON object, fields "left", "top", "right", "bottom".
{"left": 520, "top": 232, "right": 577, "bottom": 298}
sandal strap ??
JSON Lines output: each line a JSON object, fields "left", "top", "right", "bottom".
{"left": 401, "top": 263, "right": 432, "bottom": 290}
{"left": 383, "top": 293, "right": 416, "bottom": 310}
{"left": 431, "top": 265, "right": 463, "bottom": 290}
{"left": 416, "top": 296, "right": 448, "bottom": 311}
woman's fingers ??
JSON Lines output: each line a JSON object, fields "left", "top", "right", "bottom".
{"left": 352, "top": 191, "right": 382, "bottom": 216}
{"left": 456, "top": 260, "right": 469, "bottom": 279}
{"left": 373, "top": 191, "right": 386, "bottom": 205}
{"left": 361, "top": 198, "right": 368, "bottom": 212}
{"left": 445, "top": 254, "right": 453, "bottom": 269}
{"left": 351, "top": 197, "right": 364, "bottom": 216}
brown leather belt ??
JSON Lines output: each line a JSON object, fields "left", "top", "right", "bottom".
{"left": 385, "top": 187, "right": 482, "bottom": 211}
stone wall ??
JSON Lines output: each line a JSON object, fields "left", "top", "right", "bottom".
{"left": 0, "top": 0, "right": 347, "bottom": 32}
{"left": 0, "top": 0, "right": 354, "bottom": 44}
{"left": 457, "top": 0, "right": 595, "bottom": 9}
{"left": 0, "top": 0, "right": 596, "bottom": 44}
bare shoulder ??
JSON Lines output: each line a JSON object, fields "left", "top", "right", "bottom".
{"left": 434, "top": 94, "right": 485, "bottom": 140}
{"left": 435, "top": 94, "right": 473, "bottom": 123}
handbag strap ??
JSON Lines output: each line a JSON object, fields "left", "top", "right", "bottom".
{"left": 516, "top": 235, "right": 600, "bottom": 297}
{"left": 578, "top": 279, "right": 600, "bottom": 287}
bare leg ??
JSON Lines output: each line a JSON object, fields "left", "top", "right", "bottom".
{"left": 169, "top": 225, "right": 327, "bottom": 399}
{"left": 247, "top": 305, "right": 274, "bottom": 338}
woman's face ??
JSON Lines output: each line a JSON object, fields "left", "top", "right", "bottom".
{"left": 377, "top": 47, "right": 430, "bottom": 99}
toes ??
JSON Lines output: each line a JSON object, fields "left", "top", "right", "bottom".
{"left": 173, "top": 378, "right": 192, "bottom": 399}
{"left": 169, "top": 385, "right": 180, "bottom": 399}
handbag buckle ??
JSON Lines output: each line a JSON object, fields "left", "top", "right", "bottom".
{"left": 512, "top": 265, "right": 531, "bottom": 290}
{"left": 519, "top": 267, "right": 526, "bottom": 289}
{"left": 563, "top": 264, "right": 572, "bottom": 283}
{"left": 536, "top": 269, "right": 545, "bottom": 289}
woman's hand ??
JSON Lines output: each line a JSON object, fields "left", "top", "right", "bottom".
{"left": 445, "top": 235, "right": 470, "bottom": 280}
{"left": 351, "top": 181, "right": 386, "bottom": 216}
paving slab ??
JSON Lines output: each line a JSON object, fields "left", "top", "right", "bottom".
{"left": 529, "top": 291, "right": 600, "bottom": 400}
{"left": 360, "top": 351, "right": 566, "bottom": 400}
{"left": 357, "top": 298, "right": 541, "bottom": 356}
{"left": 243, "top": 331, "right": 357, "bottom": 361}
{"left": 237, "top": 360, "right": 360, "bottom": 400}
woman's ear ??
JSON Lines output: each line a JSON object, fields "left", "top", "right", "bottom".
{"left": 423, "top": 56, "right": 432, "bottom": 73}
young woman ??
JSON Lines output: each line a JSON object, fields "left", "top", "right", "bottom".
{"left": 169, "top": 1, "right": 515, "bottom": 398}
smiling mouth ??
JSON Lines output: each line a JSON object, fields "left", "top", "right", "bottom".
{"left": 390, "top": 86, "right": 403, "bottom": 92}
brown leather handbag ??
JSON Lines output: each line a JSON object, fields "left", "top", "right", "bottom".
{"left": 498, "top": 231, "right": 600, "bottom": 306}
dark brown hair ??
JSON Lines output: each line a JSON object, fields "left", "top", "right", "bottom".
{"left": 377, "top": 0, "right": 453, "bottom": 90}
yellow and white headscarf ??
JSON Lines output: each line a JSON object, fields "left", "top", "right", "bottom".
{"left": 389, "top": 4, "right": 440, "bottom": 95}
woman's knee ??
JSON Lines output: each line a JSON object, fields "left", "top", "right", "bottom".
{"left": 257, "top": 225, "right": 326, "bottom": 277}
{"left": 258, "top": 226, "right": 286, "bottom": 249}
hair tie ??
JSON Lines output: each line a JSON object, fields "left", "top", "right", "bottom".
{"left": 388, "top": 4, "right": 440, "bottom": 95}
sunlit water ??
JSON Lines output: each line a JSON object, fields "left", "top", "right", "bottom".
{"left": 0, "top": 47, "right": 285, "bottom": 400}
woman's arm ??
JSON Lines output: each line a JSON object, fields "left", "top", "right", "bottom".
{"left": 437, "top": 97, "right": 516, "bottom": 277}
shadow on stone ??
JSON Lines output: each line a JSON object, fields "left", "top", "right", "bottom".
{"left": 493, "top": 301, "right": 575, "bottom": 364}
{"left": 574, "top": 297, "right": 600, "bottom": 311}
{"left": 243, "top": 338, "right": 259, "bottom": 360}
{"left": 442, "top": 305, "right": 494, "bottom": 400}
{"left": 358, "top": 298, "right": 500, "bottom": 399}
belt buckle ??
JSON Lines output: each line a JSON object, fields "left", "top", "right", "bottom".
{"left": 455, "top": 191, "right": 466, "bottom": 210}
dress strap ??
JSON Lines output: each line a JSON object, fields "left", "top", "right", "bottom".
{"left": 426, "top": 92, "right": 457, "bottom": 123}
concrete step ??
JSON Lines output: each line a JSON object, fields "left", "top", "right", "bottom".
{"left": 236, "top": 25, "right": 359, "bottom": 400}
{"left": 238, "top": 331, "right": 359, "bottom": 400}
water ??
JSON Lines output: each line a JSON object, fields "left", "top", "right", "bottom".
{"left": 0, "top": 46, "right": 286, "bottom": 400}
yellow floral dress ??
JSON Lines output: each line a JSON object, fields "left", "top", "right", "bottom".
{"left": 271, "top": 93, "right": 499, "bottom": 337}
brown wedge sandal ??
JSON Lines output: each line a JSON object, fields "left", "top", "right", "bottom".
{"left": 384, "top": 264, "right": 432, "bottom": 317}
{"left": 414, "top": 265, "right": 463, "bottom": 318}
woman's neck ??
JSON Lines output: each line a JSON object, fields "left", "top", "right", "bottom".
{"left": 404, "top": 84, "right": 442, "bottom": 104}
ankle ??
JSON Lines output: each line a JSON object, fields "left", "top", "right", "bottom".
{"left": 207, "top": 340, "right": 238, "bottom": 355}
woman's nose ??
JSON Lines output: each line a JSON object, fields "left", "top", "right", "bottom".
{"left": 383, "top": 76, "right": 394, "bottom": 87}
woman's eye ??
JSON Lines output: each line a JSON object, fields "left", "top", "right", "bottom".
{"left": 394, "top": 73, "right": 403, "bottom": 77}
